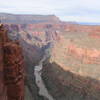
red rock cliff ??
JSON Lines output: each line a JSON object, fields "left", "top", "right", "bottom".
{"left": 0, "top": 24, "right": 24, "bottom": 100}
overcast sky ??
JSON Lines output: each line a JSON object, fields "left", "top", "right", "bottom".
{"left": 0, "top": 0, "right": 100, "bottom": 23}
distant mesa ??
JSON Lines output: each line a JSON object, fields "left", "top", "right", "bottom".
{"left": 0, "top": 13, "right": 60, "bottom": 24}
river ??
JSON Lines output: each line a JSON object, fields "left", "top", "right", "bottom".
{"left": 34, "top": 44, "right": 54, "bottom": 100}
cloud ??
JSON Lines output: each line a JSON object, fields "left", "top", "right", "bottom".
{"left": 0, "top": 0, "right": 100, "bottom": 22}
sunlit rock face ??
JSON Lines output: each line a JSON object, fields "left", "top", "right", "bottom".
{"left": 51, "top": 34, "right": 100, "bottom": 80}
{"left": 0, "top": 25, "right": 25, "bottom": 100}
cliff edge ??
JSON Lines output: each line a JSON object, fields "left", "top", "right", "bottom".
{"left": 0, "top": 24, "right": 25, "bottom": 100}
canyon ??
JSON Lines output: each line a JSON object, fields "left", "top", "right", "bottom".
{"left": 0, "top": 13, "right": 100, "bottom": 100}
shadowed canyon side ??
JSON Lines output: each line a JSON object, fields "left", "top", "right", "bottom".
{"left": 42, "top": 62, "right": 100, "bottom": 100}
{"left": 0, "top": 24, "right": 24, "bottom": 100}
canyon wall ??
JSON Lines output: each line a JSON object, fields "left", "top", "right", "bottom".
{"left": 42, "top": 61, "right": 100, "bottom": 100}
{"left": 0, "top": 24, "right": 25, "bottom": 100}
{"left": 41, "top": 23, "right": 100, "bottom": 100}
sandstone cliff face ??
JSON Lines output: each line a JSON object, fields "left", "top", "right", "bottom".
{"left": 0, "top": 24, "right": 24, "bottom": 100}
{"left": 67, "top": 43, "right": 100, "bottom": 64}
{"left": 51, "top": 36, "right": 100, "bottom": 80}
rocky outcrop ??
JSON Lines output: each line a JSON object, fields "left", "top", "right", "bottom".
{"left": 0, "top": 24, "right": 24, "bottom": 100}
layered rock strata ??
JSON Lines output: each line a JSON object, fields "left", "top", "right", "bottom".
{"left": 0, "top": 24, "right": 24, "bottom": 100}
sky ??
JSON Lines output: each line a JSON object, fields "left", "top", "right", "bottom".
{"left": 0, "top": 0, "right": 100, "bottom": 23}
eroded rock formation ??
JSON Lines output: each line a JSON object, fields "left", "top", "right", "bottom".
{"left": 0, "top": 24, "right": 24, "bottom": 100}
